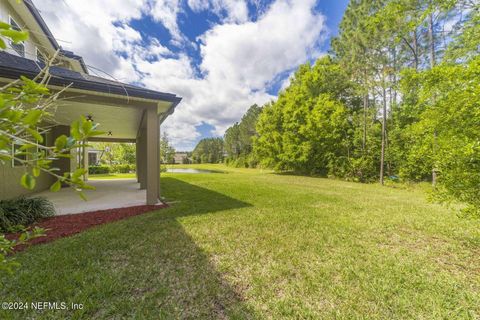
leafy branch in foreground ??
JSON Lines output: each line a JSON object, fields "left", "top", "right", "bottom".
{"left": 0, "top": 16, "right": 102, "bottom": 277}
{"left": 0, "top": 227, "right": 44, "bottom": 275}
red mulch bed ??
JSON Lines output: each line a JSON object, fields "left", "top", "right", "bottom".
{"left": 6, "top": 204, "right": 168, "bottom": 252}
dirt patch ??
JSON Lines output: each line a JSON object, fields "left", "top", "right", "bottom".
{"left": 6, "top": 204, "right": 168, "bottom": 252}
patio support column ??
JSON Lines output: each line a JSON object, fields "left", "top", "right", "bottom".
{"left": 135, "top": 138, "right": 139, "bottom": 183}
{"left": 146, "top": 107, "right": 160, "bottom": 205}
{"left": 138, "top": 129, "right": 147, "bottom": 190}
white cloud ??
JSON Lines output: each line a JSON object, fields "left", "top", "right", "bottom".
{"left": 34, "top": 0, "right": 147, "bottom": 79}
{"left": 149, "top": 0, "right": 184, "bottom": 43}
{"left": 188, "top": 0, "right": 249, "bottom": 23}
{"left": 33, "top": 0, "right": 326, "bottom": 149}
{"left": 200, "top": 0, "right": 324, "bottom": 90}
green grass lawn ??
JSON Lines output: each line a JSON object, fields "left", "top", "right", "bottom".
{"left": 2, "top": 165, "right": 479, "bottom": 319}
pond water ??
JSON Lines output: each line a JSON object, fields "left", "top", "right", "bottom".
{"left": 165, "top": 168, "right": 217, "bottom": 174}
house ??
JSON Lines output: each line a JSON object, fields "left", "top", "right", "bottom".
{"left": 87, "top": 149, "right": 104, "bottom": 166}
{"left": 173, "top": 152, "right": 189, "bottom": 164}
{"left": 0, "top": 0, "right": 181, "bottom": 205}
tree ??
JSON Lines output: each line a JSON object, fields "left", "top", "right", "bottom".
{"left": 402, "top": 56, "right": 480, "bottom": 216}
{"left": 192, "top": 138, "right": 224, "bottom": 164}
{"left": 160, "top": 133, "right": 175, "bottom": 164}
{"left": 224, "top": 104, "right": 262, "bottom": 167}
{"left": 254, "top": 56, "right": 354, "bottom": 175}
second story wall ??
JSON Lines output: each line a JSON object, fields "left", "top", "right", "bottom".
{"left": 0, "top": 0, "right": 48, "bottom": 62}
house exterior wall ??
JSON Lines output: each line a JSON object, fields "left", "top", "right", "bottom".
{"left": 0, "top": 164, "right": 55, "bottom": 200}
{"left": 0, "top": 130, "right": 56, "bottom": 200}
{"left": 0, "top": 0, "right": 43, "bottom": 61}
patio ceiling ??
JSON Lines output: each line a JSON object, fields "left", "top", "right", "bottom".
{"left": 51, "top": 100, "right": 144, "bottom": 140}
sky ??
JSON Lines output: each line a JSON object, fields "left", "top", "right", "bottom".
{"left": 34, "top": 0, "right": 349, "bottom": 151}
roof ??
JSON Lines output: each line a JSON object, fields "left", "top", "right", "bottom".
{"left": 24, "top": 0, "right": 89, "bottom": 73}
{"left": 0, "top": 51, "right": 182, "bottom": 104}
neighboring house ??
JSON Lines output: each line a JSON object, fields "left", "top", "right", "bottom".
{"left": 0, "top": 0, "right": 181, "bottom": 205}
{"left": 173, "top": 152, "right": 189, "bottom": 164}
{"left": 88, "top": 149, "right": 104, "bottom": 166}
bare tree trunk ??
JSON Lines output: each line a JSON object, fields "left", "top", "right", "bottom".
{"left": 413, "top": 29, "right": 419, "bottom": 70}
{"left": 428, "top": 12, "right": 436, "bottom": 69}
{"left": 363, "top": 70, "right": 368, "bottom": 152}
{"left": 380, "top": 85, "right": 387, "bottom": 185}
{"left": 428, "top": 11, "right": 438, "bottom": 186}
{"left": 363, "top": 93, "right": 368, "bottom": 151}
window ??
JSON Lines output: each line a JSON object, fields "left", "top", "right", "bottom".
{"left": 36, "top": 48, "right": 46, "bottom": 64}
{"left": 11, "top": 141, "right": 27, "bottom": 167}
{"left": 9, "top": 16, "right": 25, "bottom": 57}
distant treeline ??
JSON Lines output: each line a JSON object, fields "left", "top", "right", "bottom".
{"left": 192, "top": 137, "right": 224, "bottom": 164}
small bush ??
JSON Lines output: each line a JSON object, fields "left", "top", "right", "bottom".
{"left": 112, "top": 164, "right": 135, "bottom": 173}
{"left": 0, "top": 197, "right": 55, "bottom": 232}
{"left": 89, "top": 165, "right": 111, "bottom": 174}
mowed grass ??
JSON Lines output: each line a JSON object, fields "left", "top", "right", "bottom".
{"left": 1, "top": 164, "right": 479, "bottom": 319}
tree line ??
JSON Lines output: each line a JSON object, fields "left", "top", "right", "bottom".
{"left": 217, "top": 0, "right": 480, "bottom": 216}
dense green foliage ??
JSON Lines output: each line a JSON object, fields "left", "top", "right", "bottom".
{"left": 90, "top": 142, "right": 136, "bottom": 166}
{"left": 88, "top": 165, "right": 111, "bottom": 175}
{"left": 255, "top": 57, "right": 360, "bottom": 176}
{"left": 402, "top": 57, "right": 480, "bottom": 216}
{"left": 88, "top": 164, "right": 135, "bottom": 175}
{"left": 228, "top": 0, "right": 480, "bottom": 214}
{"left": 224, "top": 104, "right": 262, "bottom": 167}
{"left": 1, "top": 165, "right": 479, "bottom": 318}
{"left": 192, "top": 137, "right": 224, "bottom": 163}
{"left": 0, "top": 197, "right": 55, "bottom": 232}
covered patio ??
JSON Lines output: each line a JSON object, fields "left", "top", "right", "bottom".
{"left": 35, "top": 179, "right": 158, "bottom": 215}
{"left": 0, "top": 52, "right": 182, "bottom": 207}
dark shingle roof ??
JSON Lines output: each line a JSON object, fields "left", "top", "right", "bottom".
{"left": 0, "top": 51, "right": 182, "bottom": 104}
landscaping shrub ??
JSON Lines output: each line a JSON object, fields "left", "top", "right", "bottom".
{"left": 89, "top": 164, "right": 136, "bottom": 174}
{"left": 112, "top": 164, "right": 135, "bottom": 173}
{"left": 88, "top": 165, "right": 111, "bottom": 175}
{"left": 0, "top": 197, "right": 55, "bottom": 232}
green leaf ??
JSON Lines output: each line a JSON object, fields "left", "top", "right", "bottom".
{"left": 70, "top": 120, "right": 82, "bottom": 140}
{"left": 0, "top": 29, "right": 28, "bottom": 43}
{"left": 0, "top": 22, "right": 10, "bottom": 29}
{"left": 78, "top": 192, "right": 87, "bottom": 201}
{"left": 72, "top": 168, "right": 86, "bottom": 180}
{"left": 22, "top": 109, "right": 43, "bottom": 126}
{"left": 54, "top": 135, "right": 68, "bottom": 151}
{"left": 18, "top": 143, "right": 36, "bottom": 151}
{"left": 27, "top": 128, "right": 43, "bottom": 143}
{"left": 82, "top": 119, "right": 93, "bottom": 136}
{"left": 50, "top": 180, "right": 62, "bottom": 192}
{"left": 81, "top": 184, "right": 96, "bottom": 191}
{"left": 21, "top": 173, "right": 36, "bottom": 190}
{"left": 0, "top": 38, "right": 6, "bottom": 49}
{"left": 32, "top": 167, "right": 40, "bottom": 177}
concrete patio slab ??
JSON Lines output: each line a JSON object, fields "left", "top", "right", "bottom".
{"left": 34, "top": 179, "right": 158, "bottom": 215}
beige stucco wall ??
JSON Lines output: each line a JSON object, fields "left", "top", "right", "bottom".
{"left": 0, "top": 125, "right": 71, "bottom": 201}
{"left": 0, "top": 163, "right": 55, "bottom": 200}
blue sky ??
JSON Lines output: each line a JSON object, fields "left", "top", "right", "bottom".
{"left": 37, "top": 0, "right": 349, "bottom": 150}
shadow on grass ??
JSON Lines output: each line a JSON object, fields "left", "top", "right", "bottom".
{"left": 160, "top": 176, "right": 251, "bottom": 217}
{"left": 0, "top": 177, "right": 256, "bottom": 319}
